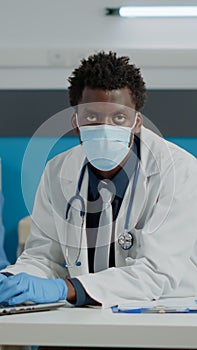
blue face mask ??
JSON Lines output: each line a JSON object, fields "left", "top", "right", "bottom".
{"left": 79, "top": 124, "right": 134, "bottom": 171}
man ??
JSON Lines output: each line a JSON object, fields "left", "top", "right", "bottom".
{"left": 0, "top": 51, "right": 197, "bottom": 309}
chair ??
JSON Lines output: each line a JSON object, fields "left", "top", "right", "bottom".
{"left": 17, "top": 216, "right": 31, "bottom": 256}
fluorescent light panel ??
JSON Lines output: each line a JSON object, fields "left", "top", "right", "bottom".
{"left": 119, "top": 6, "right": 197, "bottom": 17}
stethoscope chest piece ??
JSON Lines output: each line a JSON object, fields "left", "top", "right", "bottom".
{"left": 118, "top": 231, "right": 134, "bottom": 250}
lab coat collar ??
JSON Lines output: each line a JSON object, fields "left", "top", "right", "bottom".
{"left": 139, "top": 126, "right": 161, "bottom": 176}
{"left": 59, "top": 146, "right": 86, "bottom": 200}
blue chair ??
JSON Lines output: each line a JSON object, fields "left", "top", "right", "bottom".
{"left": 0, "top": 191, "right": 10, "bottom": 269}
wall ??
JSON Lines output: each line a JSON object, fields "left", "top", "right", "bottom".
{"left": 0, "top": 0, "right": 197, "bottom": 90}
{"left": 0, "top": 136, "right": 79, "bottom": 263}
{"left": 0, "top": 0, "right": 197, "bottom": 262}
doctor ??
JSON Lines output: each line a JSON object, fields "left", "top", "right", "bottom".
{"left": 0, "top": 51, "right": 197, "bottom": 309}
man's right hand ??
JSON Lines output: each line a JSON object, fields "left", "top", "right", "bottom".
{"left": 0, "top": 272, "right": 68, "bottom": 305}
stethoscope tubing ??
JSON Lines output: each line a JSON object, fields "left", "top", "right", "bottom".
{"left": 124, "top": 160, "right": 140, "bottom": 231}
{"left": 64, "top": 158, "right": 140, "bottom": 266}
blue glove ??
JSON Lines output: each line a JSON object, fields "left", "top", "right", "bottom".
{"left": 0, "top": 273, "right": 68, "bottom": 305}
{"left": 0, "top": 273, "right": 7, "bottom": 282}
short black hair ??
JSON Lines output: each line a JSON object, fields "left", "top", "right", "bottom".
{"left": 68, "top": 51, "right": 147, "bottom": 111}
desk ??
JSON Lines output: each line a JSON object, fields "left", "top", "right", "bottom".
{"left": 1, "top": 306, "right": 197, "bottom": 348}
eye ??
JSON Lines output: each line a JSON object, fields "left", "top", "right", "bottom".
{"left": 86, "top": 115, "right": 98, "bottom": 123}
{"left": 112, "top": 115, "right": 128, "bottom": 125}
{"left": 79, "top": 113, "right": 98, "bottom": 125}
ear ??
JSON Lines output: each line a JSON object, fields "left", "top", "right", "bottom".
{"left": 71, "top": 112, "right": 80, "bottom": 137}
{"left": 134, "top": 112, "right": 143, "bottom": 133}
{"left": 71, "top": 112, "right": 78, "bottom": 129}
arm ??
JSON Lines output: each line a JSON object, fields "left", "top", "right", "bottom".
{"left": 66, "top": 278, "right": 99, "bottom": 306}
{"left": 0, "top": 157, "right": 97, "bottom": 306}
{"left": 65, "top": 279, "right": 76, "bottom": 301}
{"left": 76, "top": 153, "right": 197, "bottom": 308}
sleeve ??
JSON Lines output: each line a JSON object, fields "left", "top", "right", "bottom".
{"left": 69, "top": 278, "right": 98, "bottom": 306}
{"left": 76, "top": 153, "right": 197, "bottom": 308}
{"left": 1, "top": 272, "right": 13, "bottom": 277}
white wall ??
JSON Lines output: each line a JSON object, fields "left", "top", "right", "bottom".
{"left": 0, "top": 0, "right": 197, "bottom": 89}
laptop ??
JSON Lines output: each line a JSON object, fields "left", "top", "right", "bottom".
{"left": 0, "top": 300, "right": 67, "bottom": 316}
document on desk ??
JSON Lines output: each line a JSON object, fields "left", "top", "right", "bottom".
{"left": 112, "top": 297, "right": 197, "bottom": 313}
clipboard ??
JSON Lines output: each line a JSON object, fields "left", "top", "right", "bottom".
{"left": 112, "top": 305, "right": 197, "bottom": 313}
{"left": 111, "top": 297, "right": 197, "bottom": 314}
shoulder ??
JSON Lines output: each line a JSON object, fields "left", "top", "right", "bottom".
{"left": 44, "top": 145, "right": 85, "bottom": 180}
{"left": 141, "top": 126, "right": 197, "bottom": 172}
{"left": 47, "top": 145, "right": 82, "bottom": 166}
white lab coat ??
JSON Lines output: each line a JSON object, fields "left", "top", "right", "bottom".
{"left": 3, "top": 126, "right": 197, "bottom": 308}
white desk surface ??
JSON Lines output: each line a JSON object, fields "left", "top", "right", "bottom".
{"left": 1, "top": 306, "right": 197, "bottom": 348}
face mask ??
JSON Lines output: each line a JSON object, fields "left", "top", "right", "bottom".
{"left": 79, "top": 122, "right": 136, "bottom": 171}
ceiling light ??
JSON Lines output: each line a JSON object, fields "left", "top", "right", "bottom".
{"left": 106, "top": 6, "right": 197, "bottom": 18}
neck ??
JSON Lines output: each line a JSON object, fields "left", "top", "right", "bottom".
{"left": 90, "top": 146, "right": 134, "bottom": 180}
{"left": 89, "top": 164, "right": 122, "bottom": 180}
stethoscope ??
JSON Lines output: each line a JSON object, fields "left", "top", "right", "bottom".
{"left": 64, "top": 160, "right": 140, "bottom": 267}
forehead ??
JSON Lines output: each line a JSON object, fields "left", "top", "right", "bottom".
{"left": 79, "top": 87, "right": 135, "bottom": 111}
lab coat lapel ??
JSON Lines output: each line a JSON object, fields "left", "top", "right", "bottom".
{"left": 60, "top": 145, "right": 85, "bottom": 201}
{"left": 60, "top": 146, "right": 89, "bottom": 277}
{"left": 126, "top": 125, "right": 161, "bottom": 229}
{"left": 114, "top": 166, "right": 148, "bottom": 266}
{"left": 115, "top": 126, "right": 160, "bottom": 267}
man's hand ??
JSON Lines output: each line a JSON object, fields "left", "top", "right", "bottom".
{"left": 0, "top": 272, "right": 68, "bottom": 305}
{"left": 0, "top": 273, "right": 7, "bottom": 282}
